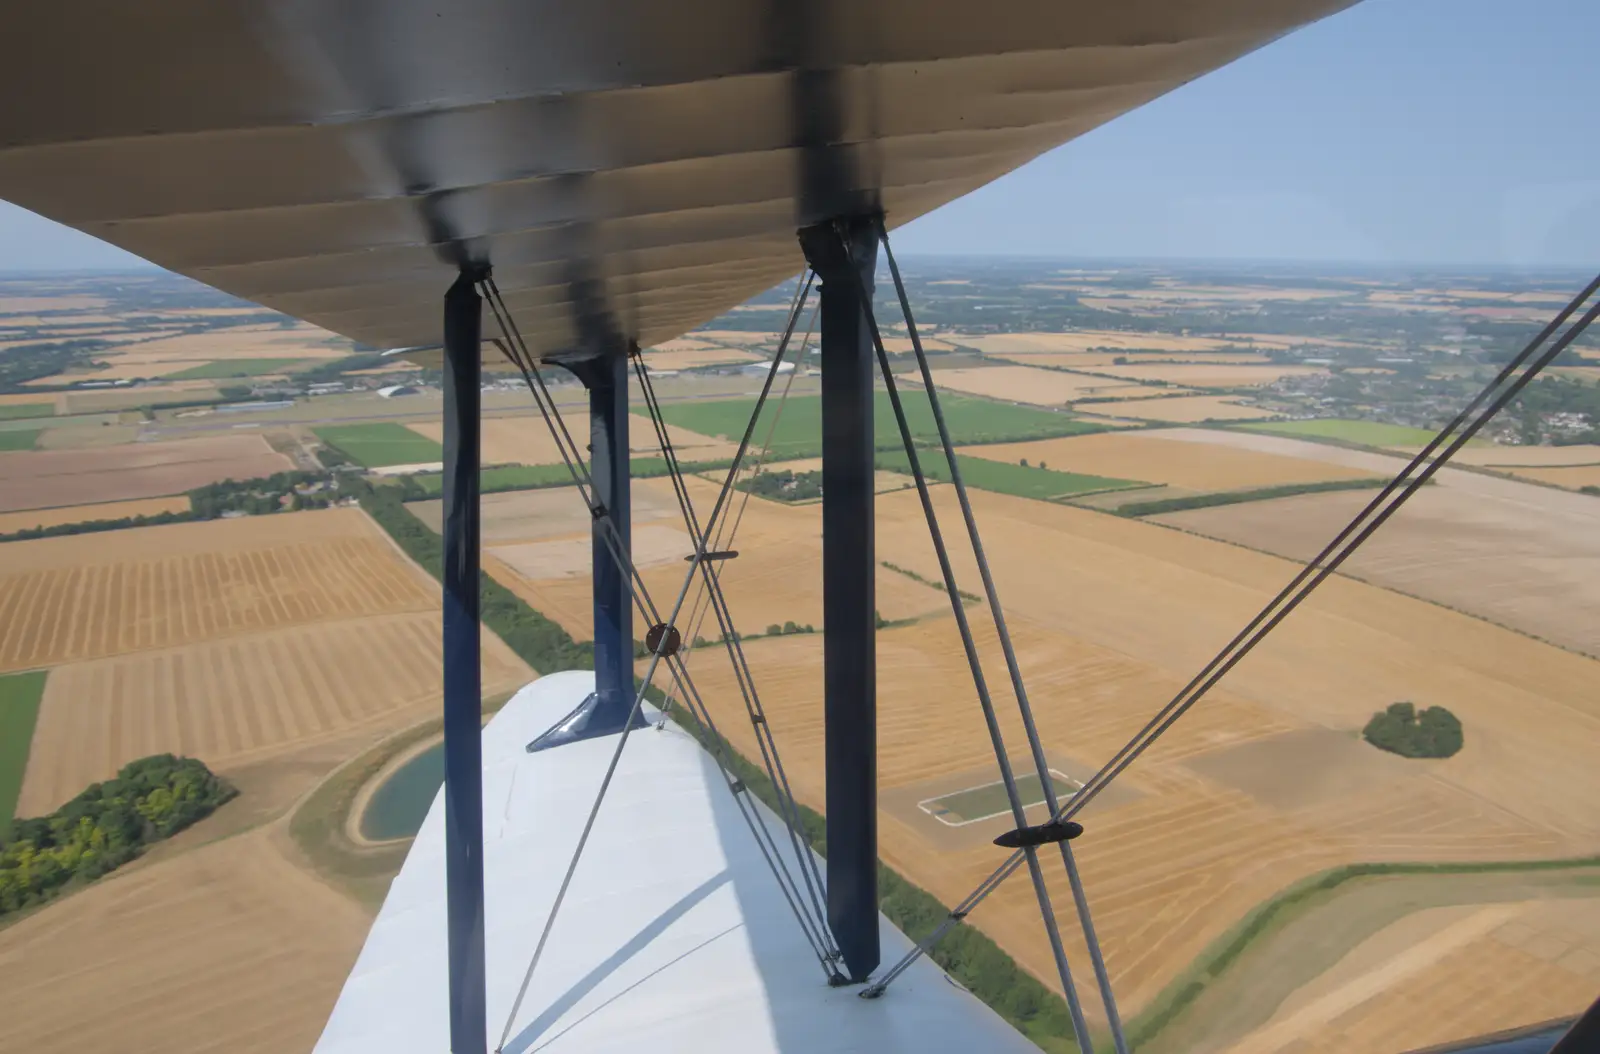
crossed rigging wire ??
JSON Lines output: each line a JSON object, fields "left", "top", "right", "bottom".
{"left": 479, "top": 271, "right": 842, "bottom": 1050}
{"left": 865, "top": 265, "right": 1600, "bottom": 997}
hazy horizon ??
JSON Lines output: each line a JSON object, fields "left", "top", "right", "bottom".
{"left": 2, "top": 0, "right": 1596, "bottom": 273}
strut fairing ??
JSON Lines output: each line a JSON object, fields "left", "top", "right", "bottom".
{"left": 0, "top": 0, "right": 1350, "bottom": 358}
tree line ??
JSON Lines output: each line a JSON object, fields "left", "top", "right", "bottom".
{"left": 0, "top": 755, "right": 236, "bottom": 917}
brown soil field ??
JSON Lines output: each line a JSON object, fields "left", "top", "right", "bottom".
{"left": 1145, "top": 429, "right": 1600, "bottom": 658}
{"left": 407, "top": 413, "right": 736, "bottom": 466}
{"left": 668, "top": 482, "right": 1600, "bottom": 1024}
{"left": 16, "top": 610, "right": 529, "bottom": 815}
{"left": 0, "top": 494, "right": 190, "bottom": 533}
{"left": 0, "top": 509, "right": 434, "bottom": 672}
{"left": 1076, "top": 364, "right": 1326, "bottom": 388}
{"left": 957, "top": 331, "right": 1254, "bottom": 355}
{"left": 640, "top": 347, "right": 763, "bottom": 369}
{"left": 0, "top": 821, "right": 370, "bottom": 1054}
{"left": 1105, "top": 395, "right": 1279, "bottom": 422}
{"left": 491, "top": 523, "right": 692, "bottom": 580}
{"left": 0, "top": 433, "right": 291, "bottom": 513}
{"left": 1228, "top": 898, "right": 1600, "bottom": 1054}
{"left": 958, "top": 432, "right": 1375, "bottom": 492}
{"left": 497, "top": 476, "right": 950, "bottom": 642}
{"left": 921, "top": 365, "right": 1173, "bottom": 406}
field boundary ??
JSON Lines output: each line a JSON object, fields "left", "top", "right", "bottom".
{"left": 1123, "top": 853, "right": 1600, "bottom": 1052}
{"left": 1111, "top": 476, "right": 1390, "bottom": 517}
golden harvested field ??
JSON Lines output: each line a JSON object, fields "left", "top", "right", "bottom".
{"left": 495, "top": 476, "right": 950, "bottom": 641}
{"left": 0, "top": 495, "right": 190, "bottom": 533}
{"left": 1503, "top": 465, "right": 1600, "bottom": 489}
{"left": 959, "top": 432, "right": 1376, "bottom": 491}
{"left": 492, "top": 523, "right": 692, "bottom": 579}
{"left": 921, "top": 365, "right": 1173, "bottom": 406}
{"left": 1229, "top": 899, "right": 1600, "bottom": 1054}
{"left": 407, "top": 413, "right": 736, "bottom": 466}
{"left": 1436, "top": 443, "right": 1600, "bottom": 467}
{"left": 992, "top": 352, "right": 1273, "bottom": 368}
{"left": 99, "top": 325, "right": 347, "bottom": 365}
{"left": 59, "top": 382, "right": 218, "bottom": 414}
{"left": 1075, "top": 363, "right": 1326, "bottom": 387}
{"left": 641, "top": 346, "right": 763, "bottom": 369}
{"left": 16, "top": 610, "right": 529, "bottom": 815}
{"left": 0, "top": 392, "right": 57, "bottom": 407}
{"left": 0, "top": 509, "right": 435, "bottom": 672}
{"left": 0, "top": 823, "right": 370, "bottom": 1054}
{"left": 667, "top": 482, "right": 1600, "bottom": 1024}
{"left": 0, "top": 433, "right": 291, "bottom": 513}
{"left": 1145, "top": 428, "right": 1600, "bottom": 658}
{"left": 1106, "top": 395, "right": 1279, "bottom": 422}
{"left": 957, "top": 330, "right": 1257, "bottom": 355}
{"left": 406, "top": 484, "right": 682, "bottom": 543}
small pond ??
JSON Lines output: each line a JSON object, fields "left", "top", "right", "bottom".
{"left": 360, "top": 741, "right": 444, "bottom": 842}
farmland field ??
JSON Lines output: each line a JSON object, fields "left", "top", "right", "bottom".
{"left": 16, "top": 610, "right": 529, "bottom": 816}
{"left": 0, "top": 495, "right": 193, "bottom": 535}
{"left": 0, "top": 509, "right": 435, "bottom": 672}
{"left": 918, "top": 364, "right": 1175, "bottom": 406}
{"left": 0, "top": 434, "right": 292, "bottom": 512}
{"left": 1072, "top": 363, "right": 1325, "bottom": 388}
{"left": 0, "top": 429, "right": 39, "bottom": 451}
{"left": 164, "top": 357, "right": 311, "bottom": 380}
{"left": 960, "top": 431, "right": 1377, "bottom": 493}
{"left": 0, "top": 670, "right": 46, "bottom": 838}
{"left": 957, "top": 331, "right": 1261, "bottom": 355}
{"left": 0, "top": 402, "right": 52, "bottom": 420}
{"left": 0, "top": 824, "right": 372, "bottom": 1054}
{"left": 1106, "top": 395, "right": 1280, "bottom": 423}
{"left": 663, "top": 481, "right": 1600, "bottom": 1028}
{"left": 1238, "top": 418, "right": 1442, "bottom": 447}
{"left": 406, "top": 413, "right": 736, "bottom": 467}
{"left": 315, "top": 423, "right": 444, "bottom": 467}
{"left": 875, "top": 449, "right": 1143, "bottom": 500}
{"left": 654, "top": 391, "right": 1099, "bottom": 458}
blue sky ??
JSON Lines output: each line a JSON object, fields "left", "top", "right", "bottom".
{"left": 2, "top": 0, "right": 1595, "bottom": 271}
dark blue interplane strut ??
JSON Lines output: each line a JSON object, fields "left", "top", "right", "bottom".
{"left": 442, "top": 268, "right": 488, "bottom": 1054}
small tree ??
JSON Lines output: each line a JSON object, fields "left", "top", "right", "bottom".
{"left": 1020, "top": 458, "right": 1029, "bottom": 467}
{"left": 766, "top": 623, "right": 782, "bottom": 637}
{"left": 783, "top": 620, "right": 799, "bottom": 634}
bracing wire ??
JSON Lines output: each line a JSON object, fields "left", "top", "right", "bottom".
{"left": 872, "top": 224, "right": 1128, "bottom": 1050}
{"left": 483, "top": 274, "right": 841, "bottom": 1047}
{"left": 831, "top": 223, "right": 1093, "bottom": 1052}
{"left": 627, "top": 307, "right": 838, "bottom": 961}
{"left": 867, "top": 268, "right": 1600, "bottom": 994}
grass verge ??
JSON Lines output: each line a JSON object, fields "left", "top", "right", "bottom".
{"left": 0, "top": 671, "right": 46, "bottom": 841}
{"left": 1113, "top": 477, "right": 1389, "bottom": 517}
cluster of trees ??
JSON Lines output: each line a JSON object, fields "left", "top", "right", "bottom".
{"left": 740, "top": 469, "right": 823, "bottom": 502}
{"left": 352, "top": 476, "right": 593, "bottom": 673}
{"left": 0, "top": 755, "right": 236, "bottom": 917}
{"left": 0, "top": 336, "right": 114, "bottom": 390}
{"left": 0, "top": 471, "right": 343, "bottom": 543}
{"left": 1363, "top": 701, "right": 1464, "bottom": 759}
{"left": 763, "top": 621, "right": 815, "bottom": 637}
{"left": 189, "top": 471, "right": 334, "bottom": 518}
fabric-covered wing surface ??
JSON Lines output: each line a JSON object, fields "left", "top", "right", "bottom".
{"left": 0, "top": 0, "right": 1351, "bottom": 356}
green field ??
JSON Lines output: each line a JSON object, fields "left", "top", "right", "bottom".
{"left": 0, "top": 671, "right": 47, "bottom": 839}
{"left": 923, "top": 771, "right": 1079, "bottom": 824}
{"left": 314, "top": 423, "right": 444, "bottom": 468}
{"left": 877, "top": 450, "right": 1144, "bottom": 501}
{"left": 164, "top": 357, "right": 312, "bottom": 380}
{"left": 0, "top": 429, "right": 40, "bottom": 451}
{"left": 0, "top": 403, "right": 52, "bottom": 420}
{"left": 1236, "top": 418, "right": 1443, "bottom": 447}
{"left": 656, "top": 391, "right": 1100, "bottom": 458}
